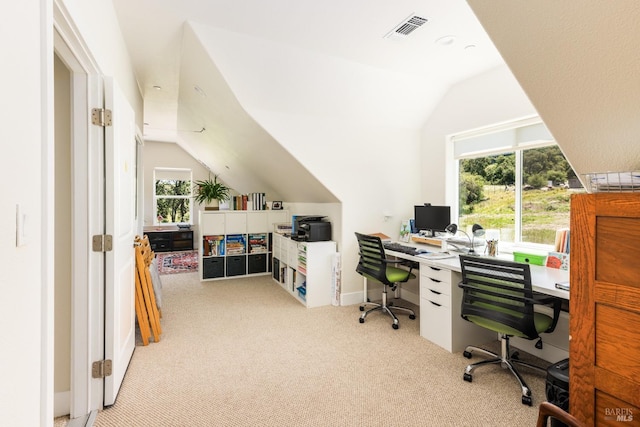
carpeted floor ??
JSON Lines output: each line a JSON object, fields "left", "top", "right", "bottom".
{"left": 156, "top": 250, "right": 198, "bottom": 275}
{"left": 56, "top": 273, "right": 549, "bottom": 426}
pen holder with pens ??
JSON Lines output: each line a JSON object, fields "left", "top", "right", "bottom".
{"left": 485, "top": 239, "right": 498, "bottom": 257}
{"left": 484, "top": 229, "right": 500, "bottom": 257}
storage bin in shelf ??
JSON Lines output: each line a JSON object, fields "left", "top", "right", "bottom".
{"left": 296, "top": 283, "right": 307, "bottom": 302}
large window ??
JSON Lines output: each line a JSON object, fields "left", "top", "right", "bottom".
{"left": 154, "top": 168, "right": 192, "bottom": 224}
{"left": 453, "top": 117, "right": 582, "bottom": 248}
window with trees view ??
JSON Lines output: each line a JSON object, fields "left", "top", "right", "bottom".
{"left": 154, "top": 168, "right": 192, "bottom": 224}
{"left": 454, "top": 118, "right": 583, "bottom": 247}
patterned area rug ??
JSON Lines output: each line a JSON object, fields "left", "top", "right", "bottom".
{"left": 156, "top": 250, "right": 198, "bottom": 275}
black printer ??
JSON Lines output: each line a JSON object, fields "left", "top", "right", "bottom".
{"left": 293, "top": 216, "right": 332, "bottom": 242}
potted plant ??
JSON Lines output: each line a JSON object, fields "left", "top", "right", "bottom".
{"left": 194, "top": 175, "right": 231, "bottom": 210}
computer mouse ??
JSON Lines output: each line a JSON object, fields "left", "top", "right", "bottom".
{"left": 416, "top": 248, "right": 430, "bottom": 254}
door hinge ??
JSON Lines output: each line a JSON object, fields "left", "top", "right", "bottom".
{"left": 92, "top": 359, "right": 113, "bottom": 379}
{"left": 92, "top": 234, "right": 113, "bottom": 252}
{"left": 91, "top": 108, "right": 112, "bottom": 127}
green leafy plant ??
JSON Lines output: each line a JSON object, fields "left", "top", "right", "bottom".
{"left": 194, "top": 175, "right": 231, "bottom": 204}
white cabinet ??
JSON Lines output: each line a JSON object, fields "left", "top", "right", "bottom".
{"left": 199, "top": 210, "right": 288, "bottom": 281}
{"left": 272, "top": 234, "right": 336, "bottom": 308}
{"left": 419, "top": 264, "right": 494, "bottom": 352}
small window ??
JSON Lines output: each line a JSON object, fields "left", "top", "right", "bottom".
{"left": 154, "top": 168, "right": 192, "bottom": 224}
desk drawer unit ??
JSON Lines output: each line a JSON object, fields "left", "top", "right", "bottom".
{"left": 420, "top": 266, "right": 453, "bottom": 351}
{"left": 420, "top": 266, "right": 495, "bottom": 353}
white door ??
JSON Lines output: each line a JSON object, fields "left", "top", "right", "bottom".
{"left": 103, "top": 76, "right": 137, "bottom": 406}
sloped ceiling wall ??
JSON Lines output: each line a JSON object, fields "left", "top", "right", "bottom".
{"left": 176, "top": 24, "right": 337, "bottom": 202}
{"left": 467, "top": 1, "right": 640, "bottom": 177}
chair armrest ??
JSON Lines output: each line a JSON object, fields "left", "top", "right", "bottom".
{"left": 536, "top": 402, "right": 585, "bottom": 427}
{"left": 532, "top": 294, "right": 563, "bottom": 333}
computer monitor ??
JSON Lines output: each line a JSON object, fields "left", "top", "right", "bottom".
{"left": 414, "top": 205, "right": 451, "bottom": 237}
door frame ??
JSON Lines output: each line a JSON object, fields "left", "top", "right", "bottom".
{"left": 53, "top": 1, "right": 105, "bottom": 420}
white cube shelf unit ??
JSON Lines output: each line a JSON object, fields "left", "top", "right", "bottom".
{"left": 199, "top": 210, "right": 290, "bottom": 281}
{"left": 272, "top": 233, "right": 336, "bottom": 308}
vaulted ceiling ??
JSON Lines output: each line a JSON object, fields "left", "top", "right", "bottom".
{"left": 112, "top": 0, "right": 505, "bottom": 201}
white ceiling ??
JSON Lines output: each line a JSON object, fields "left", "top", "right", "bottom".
{"left": 111, "top": 0, "right": 506, "bottom": 199}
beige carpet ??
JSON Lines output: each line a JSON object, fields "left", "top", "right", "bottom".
{"left": 57, "top": 273, "right": 550, "bottom": 426}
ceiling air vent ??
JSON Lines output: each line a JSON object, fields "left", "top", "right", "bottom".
{"left": 384, "top": 14, "right": 428, "bottom": 40}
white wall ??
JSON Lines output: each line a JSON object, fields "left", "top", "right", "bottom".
{"left": 188, "top": 27, "right": 423, "bottom": 301}
{"left": 0, "top": 1, "right": 51, "bottom": 425}
{"left": 420, "top": 65, "right": 538, "bottom": 205}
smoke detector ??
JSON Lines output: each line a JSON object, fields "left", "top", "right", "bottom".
{"left": 384, "top": 14, "right": 428, "bottom": 40}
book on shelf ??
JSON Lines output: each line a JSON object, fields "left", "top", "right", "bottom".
{"left": 230, "top": 192, "right": 267, "bottom": 210}
{"left": 225, "top": 234, "right": 246, "bottom": 255}
{"left": 554, "top": 228, "right": 570, "bottom": 253}
{"left": 203, "top": 235, "right": 225, "bottom": 256}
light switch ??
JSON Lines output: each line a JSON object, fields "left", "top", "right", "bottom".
{"left": 16, "top": 204, "right": 28, "bottom": 247}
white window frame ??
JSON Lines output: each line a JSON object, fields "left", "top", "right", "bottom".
{"left": 447, "top": 115, "right": 560, "bottom": 253}
{"left": 153, "top": 167, "right": 193, "bottom": 225}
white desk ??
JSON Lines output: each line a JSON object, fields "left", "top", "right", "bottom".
{"left": 379, "top": 242, "right": 570, "bottom": 360}
{"left": 384, "top": 246, "right": 570, "bottom": 300}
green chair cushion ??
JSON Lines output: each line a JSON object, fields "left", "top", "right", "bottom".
{"left": 465, "top": 312, "right": 554, "bottom": 338}
{"left": 386, "top": 266, "right": 416, "bottom": 283}
{"left": 360, "top": 266, "right": 416, "bottom": 285}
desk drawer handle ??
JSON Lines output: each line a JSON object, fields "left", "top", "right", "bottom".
{"left": 429, "top": 267, "right": 442, "bottom": 272}
{"left": 429, "top": 278, "right": 441, "bottom": 283}
{"left": 429, "top": 301, "right": 442, "bottom": 307}
{"left": 429, "top": 289, "right": 442, "bottom": 295}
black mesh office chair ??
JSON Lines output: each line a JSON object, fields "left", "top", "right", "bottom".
{"left": 355, "top": 232, "right": 416, "bottom": 329}
{"left": 458, "top": 255, "right": 561, "bottom": 405}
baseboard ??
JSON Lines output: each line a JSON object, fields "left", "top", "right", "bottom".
{"left": 399, "top": 288, "right": 419, "bottom": 306}
{"left": 341, "top": 283, "right": 420, "bottom": 307}
{"left": 340, "top": 290, "right": 367, "bottom": 306}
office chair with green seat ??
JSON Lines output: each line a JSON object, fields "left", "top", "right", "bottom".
{"left": 355, "top": 232, "right": 416, "bottom": 329}
{"left": 458, "top": 255, "right": 562, "bottom": 405}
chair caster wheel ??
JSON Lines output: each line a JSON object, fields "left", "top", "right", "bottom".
{"left": 409, "top": 314, "right": 416, "bottom": 320}
{"left": 392, "top": 323, "right": 399, "bottom": 330}
{"left": 359, "top": 306, "right": 365, "bottom": 311}
{"left": 511, "top": 351, "right": 520, "bottom": 360}
{"left": 359, "top": 318, "right": 365, "bottom": 324}
{"left": 521, "top": 395, "right": 532, "bottom": 406}
{"left": 463, "top": 351, "right": 472, "bottom": 359}
{"left": 463, "top": 373, "right": 472, "bottom": 382}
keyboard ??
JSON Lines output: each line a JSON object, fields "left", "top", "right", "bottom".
{"left": 383, "top": 242, "right": 419, "bottom": 255}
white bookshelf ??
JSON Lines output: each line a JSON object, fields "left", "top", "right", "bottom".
{"left": 272, "top": 233, "right": 336, "bottom": 308}
{"left": 199, "top": 210, "right": 289, "bottom": 280}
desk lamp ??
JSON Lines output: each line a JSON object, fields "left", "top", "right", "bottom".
{"left": 445, "top": 223, "right": 485, "bottom": 254}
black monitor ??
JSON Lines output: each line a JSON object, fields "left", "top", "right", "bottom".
{"left": 414, "top": 205, "right": 451, "bottom": 237}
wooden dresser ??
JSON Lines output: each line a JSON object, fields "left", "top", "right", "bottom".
{"left": 570, "top": 193, "right": 640, "bottom": 424}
